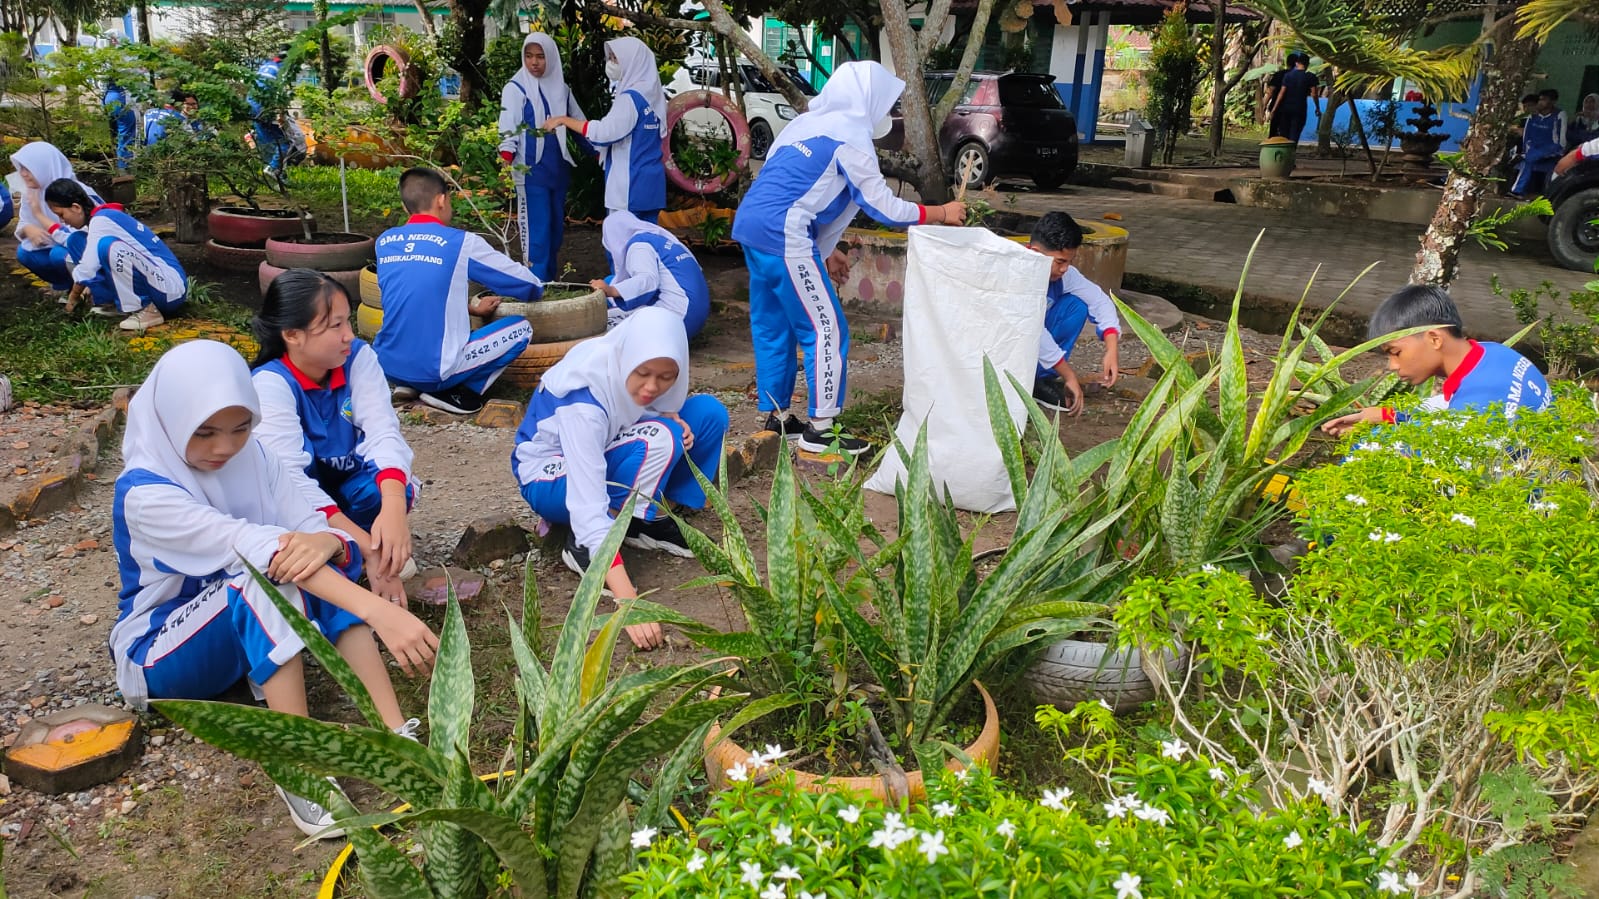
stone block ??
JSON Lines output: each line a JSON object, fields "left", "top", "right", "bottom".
{"left": 1108, "top": 375, "right": 1157, "bottom": 403}
{"left": 406, "top": 567, "right": 488, "bottom": 606}
{"left": 0, "top": 502, "right": 13, "bottom": 535}
{"left": 1116, "top": 289, "right": 1184, "bottom": 333}
{"left": 722, "top": 444, "right": 747, "bottom": 484}
{"left": 474, "top": 399, "right": 523, "bottom": 429}
{"left": 745, "top": 430, "right": 781, "bottom": 475}
{"left": 451, "top": 514, "right": 532, "bottom": 567}
{"left": 112, "top": 387, "right": 134, "bottom": 414}
{"left": 4, "top": 704, "right": 142, "bottom": 794}
{"left": 19, "top": 473, "right": 76, "bottom": 519}
{"left": 794, "top": 449, "right": 849, "bottom": 477}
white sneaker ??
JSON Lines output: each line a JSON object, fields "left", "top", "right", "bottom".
{"left": 118, "top": 306, "right": 165, "bottom": 332}
{"left": 398, "top": 557, "right": 418, "bottom": 580}
{"left": 276, "top": 778, "right": 346, "bottom": 839}
{"left": 89, "top": 305, "right": 125, "bottom": 319}
{"left": 392, "top": 717, "right": 422, "bottom": 741}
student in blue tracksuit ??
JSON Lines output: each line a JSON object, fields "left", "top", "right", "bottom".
{"left": 1514, "top": 89, "right": 1567, "bottom": 197}
{"left": 498, "top": 32, "right": 586, "bottom": 280}
{"left": 252, "top": 270, "right": 418, "bottom": 607}
{"left": 110, "top": 340, "right": 436, "bottom": 839}
{"left": 143, "top": 89, "right": 202, "bottom": 146}
{"left": 1025, "top": 212, "right": 1122, "bottom": 415}
{"left": 11, "top": 142, "right": 103, "bottom": 291}
{"left": 1322, "top": 285, "right": 1552, "bottom": 437}
{"left": 592, "top": 210, "right": 710, "bottom": 339}
{"left": 732, "top": 60, "right": 966, "bottom": 456}
{"left": 512, "top": 307, "right": 727, "bottom": 651}
{"left": 0, "top": 179, "right": 11, "bottom": 233}
{"left": 104, "top": 81, "right": 139, "bottom": 171}
{"left": 44, "top": 179, "right": 186, "bottom": 332}
{"left": 541, "top": 36, "right": 666, "bottom": 223}
{"left": 372, "top": 167, "right": 542, "bottom": 415}
{"left": 249, "top": 48, "right": 292, "bottom": 176}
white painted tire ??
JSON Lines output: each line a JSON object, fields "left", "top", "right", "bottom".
{"left": 1025, "top": 637, "right": 1189, "bottom": 714}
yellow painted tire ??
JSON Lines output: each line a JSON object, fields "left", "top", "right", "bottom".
{"left": 359, "top": 264, "right": 381, "bottom": 308}
{"left": 356, "top": 302, "right": 383, "bottom": 338}
{"left": 498, "top": 335, "right": 598, "bottom": 391}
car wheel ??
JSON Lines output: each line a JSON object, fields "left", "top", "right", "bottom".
{"left": 1549, "top": 186, "right": 1599, "bottom": 272}
{"left": 1032, "top": 169, "right": 1069, "bottom": 191}
{"left": 954, "top": 142, "right": 990, "bottom": 191}
{"left": 749, "top": 119, "right": 774, "bottom": 160}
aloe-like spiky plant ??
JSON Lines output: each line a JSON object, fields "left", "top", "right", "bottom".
{"left": 156, "top": 500, "right": 741, "bottom": 899}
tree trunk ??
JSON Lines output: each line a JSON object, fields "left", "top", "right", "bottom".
{"left": 135, "top": 0, "right": 150, "bottom": 43}
{"left": 447, "top": 0, "right": 491, "bottom": 109}
{"left": 880, "top": 0, "right": 952, "bottom": 202}
{"left": 1317, "top": 79, "right": 1341, "bottom": 157}
{"left": 607, "top": 1, "right": 813, "bottom": 113}
{"left": 935, "top": 0, "right": 1000, "bottom": 123}
{"left": 411, "top": 0, "right": 435, "bottom": 37}
{"left": 1209, "top": 0, "right": 1227, "bottom": 158}
{"left": 1411, "top": 22, "right": 1542, "bottom": 286}
{"left": 167, "top": 174, "right": 210, "bottom": 244}
{"left": 314, "top": 0, "right": 334, "bottom": 97}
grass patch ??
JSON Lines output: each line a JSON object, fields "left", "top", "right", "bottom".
{"left": 835, "top": 387, "right": 903, "bottom": 446}
{"left": 282, "top": 166, "right": 410, "bottom": 236}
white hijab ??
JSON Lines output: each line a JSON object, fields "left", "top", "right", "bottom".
{"left": 541, "top": 306, "right": 689, "bottom": 441}
{"left": 512, "top": 32, "right": 576, "bottom": 166}
{"left": 122, "top": 340, "right": 275, "bottom": 524}
{"left": 606, "top": 36, "right": 667, "bottom": 123}
{"left": 11, "top": 141, "right": 101, "bottom": 249}
{"left": 770, "top": 60, "right": 903, "bottom": 155}
{"left": 602, "top": 209, "right": 677, "bottom": 281}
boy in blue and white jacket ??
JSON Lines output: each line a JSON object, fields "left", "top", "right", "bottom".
{"left": 373, "top": 167, "right": 543, "bottom": 416}
{"left": 1322, "top": 285, "right": 1551, "bottom": 437}
{"left": 44, "top": 179, "right": 186, "bottom": 332}
{"left": 732, "top": 61, "right": 965, "bottom": 456}
{"left": 1025, "top": 212, "right": 1122, "bottom": 415}
{"left": 592, "top": 210, "right": 711, "bottom": 339}
{"left": 541, "top": 37, "right": 666, "bottom": 223}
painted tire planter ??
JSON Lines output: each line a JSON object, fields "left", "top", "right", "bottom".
{"left": 354, "top": 303, "right": 482, "bottom": 340}
{"left": 207, "top": 207, "right": 313, "bottom": 245}
{"left": 1025, "top": 638, "right": 1190, "bottom": 715}
{"left": 258, "top": 261, "right": 363, "bottom": 301}
{"left": 838, "top": 220, "right": 1128, "bottom": 313}
{"left": 311, "top": 126, "right": 408, "bottom": 169}
{"left": 265, "top": 233, "right": 376, "bottom": 272}
{"left": 359, "top": 264, "right": 381, "bottom": 308}
{"left": 491, "top": 283, "right": 607, "bottom": 342}
{"left": 363, "top": 45, "right": 421, "bottom": 103}
{"left": 203, "top": 238, "right": 267, "bottom": 274}
{"left": 499, "top": 335, "right": 599, "bottom": 390}
{"left": 663, "top": 90, "right": 751, "bottom": 196}
{"left": 702, "top": 682, "right": 1000, "bottom": 803}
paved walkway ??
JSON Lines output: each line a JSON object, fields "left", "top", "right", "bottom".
{"left": 995, "top": 184, "right": 1593, "bottom": 344}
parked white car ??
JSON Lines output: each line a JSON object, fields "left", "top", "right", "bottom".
{"left": 664, "top": 61, "right": 818, "bottom": 159}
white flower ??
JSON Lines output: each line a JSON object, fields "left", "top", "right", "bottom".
{"left": 1103, "top": 795, "right": 1136, "bottom": 819}
{"left": 739, "top": 860, "right": 765, "bottom": 887}
{"left": 1305, "top": 777, "right": 1336, "bottom": 803}
{"left": 1368, "top": 530, "right": 1402, "bottom": 543}
{"left": 837, "top": 804, "right": 861, "bottom": 824}
{"left": 932, "top": 801, "right": 957, "bottom": 819}
{"left": 1208, "top": 767, "right": 1227, "bottom": 782}
{"left": 685, "top": 853, "right": 707, "bottom": 873}
{"left": 630, "top": 826, "right": 658, "bottom": 849}
{"left": 1404, "top": 872, "right": 1423, "bottom": 888}
{"left": 725, "top": 762, "right": 750, "bottom": 783}
{"left": 1131, "top": 803, "right": 1171, "bottom": 826}
{"left": 771, "top": 823, "right": 793, "bottom": 846}
{"left": 884, "top": 812, "right": 905, "bottom": 832}
{"left": 1160, "top": 738, "right": 1189, "bottom": 760}
{"left": 1114, "top": 871, "right": 1143, "bottom": 899}
{"left": 760, "top": 885, "right": 784, "bottom": 899}
{"left": 1098, "top": 698, "right": 1114, "bottom": 712}
{"left": 1356, "top": 441, "right": 1382, "bottom": 452}
{"left": 1576, "top": 435, "right": 1587, "bottom": 443}
{"left": 1367, "top": 530, "right": 1383, "bottom": 541}
{"left": 759, "top": 743, "right": 790, "bottom": 765}
{"left": 773, "top": 865, "right": 801, "bottom": 881}
{"left": 1094, "top": 838, "right": 1109, "bottom": 848}
{"left": 800, "top": 893, "right": 822, "bottom": 899}
{"left": 868, "top": 826, "right": 916, "bottom": 850}
{"left": 996, "top": 819, "right": 1016, "bottom": 838}
{"left": 1533, "top": 500, "right": 1560, "bottom": 512}
{"left": 955, "top": 768, "right": 970, "bottom": 783}
{"left": 1344, "top": 493, "right": 1369, "bottom": 506}
{"left": 1450, "top": 513, "right": 1476, "bottom": 527}
{"left": 1283, "top": 830, "right": 1303, "bottom": 849}
{"left": 1201, "top": 563, "right": 1219, "bottom": 573}
{"left": 1375, "top": 869, "right": 1405, "bottom": 894}
{"left": 1040, "top": 787, "right": 1073, "bottom": 810}
{"left": 918, "top": 829, "right": 950, "bottom": 863}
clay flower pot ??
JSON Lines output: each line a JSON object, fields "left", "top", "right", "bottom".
{"left": 208, "top": 207, "right": 313, "bottom": 245}
{"left": 264, "top": 232, "right": 376, "bottom": 272}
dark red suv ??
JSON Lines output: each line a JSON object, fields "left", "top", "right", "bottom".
{"left": 879, "top": 71, "right": 1080, "bottom": 192}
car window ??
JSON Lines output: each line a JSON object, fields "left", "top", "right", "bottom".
{"left": 924, "top": 75, "right": 953, "bottom": 105}
{"left": 784, "top": 68, "right": 818, "bottom": 96}
{"left": 691, "top": 67, "right": 717, "bottom": 87}
{"left": 998, "top": 77, "right": 1065, "bottom": 109}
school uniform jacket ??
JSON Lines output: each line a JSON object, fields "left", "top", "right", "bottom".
{"left": 1036, "top": 266, "right": 1121, "bottom": 369}
{"left": 612, "top": 233, "right": 709, "bottom": 321}
{"left": 252, "top": 340, "right": 413, "bottom": 517}
{"left": 512, "top": 387, "right": 622, "bottom": 553}
{"left": 1384, "top": 341, "right": 1552, "bottom": 423}
{"left": 582, "top": 90, "right": 666, "bottom": 213}
{"left": 498, "top": 81, "right": 587, "bottom": 186}
{"left": 732, "top": 135, "right": 923, "bottom": 259}
{"left": 371, "top": 215, "right": 544, "bottom": 385}
{"left": 49, "top": 204, "right": 185, "bottom": 292}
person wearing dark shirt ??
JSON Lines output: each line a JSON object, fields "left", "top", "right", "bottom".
{"left": 1269, "top": 54, "right": 1321, "bottom": 142}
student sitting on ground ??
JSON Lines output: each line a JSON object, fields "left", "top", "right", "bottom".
{"left": 109, "top": 340, "right": 437, "bottom": 839}
{"left": 511, "top": 307, "right": 728, "bottom": 651}
{"left": 1026, "top": 211, "right": 1121, "bottom": 415}
{"left": 43, "top": 178, "right": 185, "bottom": 332}
{"left": 11, "top": 141, "right": 103, "bottom": 292}
{"left": 252, "top": 269, "right": 418, "bottom": 607}
{"left": 590, "top": 210, "right": 711, "bottom": 339}
{"left": 1321, "top": 284, "right": 1551, "bottom": 437}
{"left": 372, "top": 167, "right": 543, "bottom": 415}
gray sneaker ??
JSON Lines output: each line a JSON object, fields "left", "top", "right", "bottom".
{"left": 276, "top": 779, "right": 346, "bottom": 839}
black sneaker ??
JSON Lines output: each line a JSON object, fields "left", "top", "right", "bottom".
{"left": 796, "top": 422, "right": 871, "bottom": 456}
{"left": 560, "top": 532, "right": 613, "bottom": 595}
{"left": 1032, "top": 376, "right": 1073, "bottom": 413}
{"left": 419, "top": 386, "right": 485, "bottom": 415}
{"left": 625, "top": 516, "right": 694, "bottom": 558}
{"left": 761, "top": 412, "right": 806, "bottom": 441}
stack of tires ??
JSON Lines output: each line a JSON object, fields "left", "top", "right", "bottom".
{"left": 203, "top": 207, "right": 315, "bottom": 274}
{"left": 493, "top": 284, "right": 609, "bottom": 390}
{"left": 258, "top": 233, "right": 376, "bottom": 302}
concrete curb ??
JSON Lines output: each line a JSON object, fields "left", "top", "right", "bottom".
{"left": 0, "top": 388, "right": 131, "bottom": 536}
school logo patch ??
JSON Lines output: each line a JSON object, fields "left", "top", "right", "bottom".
{"left": 341, "top": 397, "right": 354, "bottom": 421}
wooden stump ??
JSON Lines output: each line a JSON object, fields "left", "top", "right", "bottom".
{"left": 166, "top": 174, "right": 210, "bottom": 244}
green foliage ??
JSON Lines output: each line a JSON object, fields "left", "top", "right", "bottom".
{"left": 1501, "top": 274, "right": 1599, "bottom": 379}
{"left": 625, "top": 758, "right": 1405, "bottom": 896}
{"left": 153, "top": 505, "right": 739, "bottom": 898}
{"left": 1471, "top": 843, "right": 1582, "bottom": 899}
{"left": 1112, "top": 570, "right": 1281, "bottom": 684}
{"left": 1143, "top": 7, "right": 1204, "bottom": 164}
{"left": 1469, "top": 196, "right": 1554, "bottom": 252}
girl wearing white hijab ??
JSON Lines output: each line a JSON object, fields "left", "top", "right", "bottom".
{"left": 1571, "top": 93, "right": 1599, "bottom": 150}
{"left": 541, "top": 36, "right": 667, "bottom": 222}
{"left": 110, "top": 340, "right": 437, "bottom": 838}
{"left": 497, "top": 32, "right": 587, "bottom": 280}
{"left": 591, "top": 209, "right": 711, "bottom": 338}
{"left": 511, "top": 306, "right": 727, "bottom": 650}
{"left": 731, "top": 61, "right": 966, "bottom": 456}
{"left": 10, "top": 141, "right": 103, "bottom": 290}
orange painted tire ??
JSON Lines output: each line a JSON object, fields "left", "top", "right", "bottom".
{"left": 498, "top": 335, "right": 598, "bottom": 391}
{"left": 663, "top": 89, "right": 751, "bottom": 196}
{"left": 364, "top": 45, "right": 420, "bottom": 103}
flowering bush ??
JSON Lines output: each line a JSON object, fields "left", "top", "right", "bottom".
{"left": 625, "top": 751, "right": 1411, "bottom": 897}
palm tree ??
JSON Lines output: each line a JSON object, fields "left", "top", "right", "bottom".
{"left": 1516, "top": 0, "right": 1599, "bottom": 40}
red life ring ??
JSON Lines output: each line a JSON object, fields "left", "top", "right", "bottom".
{"left": 663, "top": 89, "right": 751, "bottom": 196}
{"left": 364, "top": 45, "right": 420, "bottom": 103}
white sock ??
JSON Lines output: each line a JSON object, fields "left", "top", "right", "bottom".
{"left": 811, "top": 417, "right": 834, "bottom": 430}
